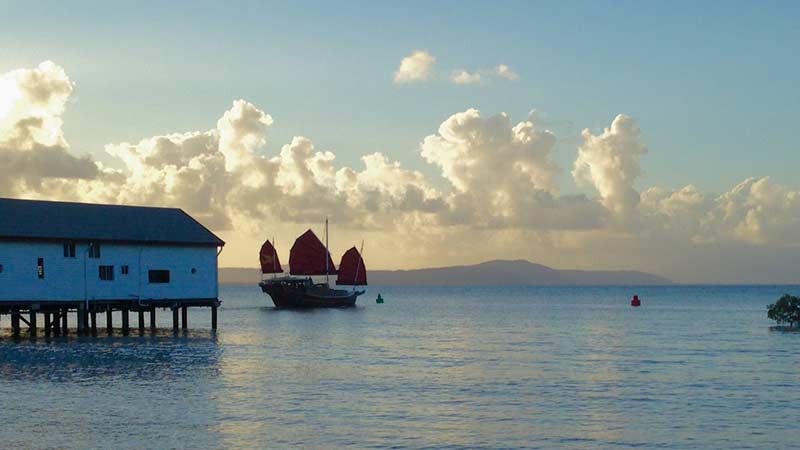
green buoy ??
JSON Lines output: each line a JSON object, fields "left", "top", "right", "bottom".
{"left": 376, "top": 294, "right": 384, "bottom": 304}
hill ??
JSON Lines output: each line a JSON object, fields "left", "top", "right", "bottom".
{"left": 219, "top": 259, "right": 671, "bottom": 286}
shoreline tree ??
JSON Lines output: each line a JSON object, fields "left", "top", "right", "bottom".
{"left": 767, "top": 294, "right": 800, "bottom": 328}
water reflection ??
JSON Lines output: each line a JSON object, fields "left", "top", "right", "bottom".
{"left": 0, "top": 331, "right": 221, "bottom": 383}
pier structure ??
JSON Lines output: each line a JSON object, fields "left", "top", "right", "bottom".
{"left": 0, "top": 198, "right": 225, "bottom": 336}
{"left": 0, "top": 299, "right": 218, "bottom": 336}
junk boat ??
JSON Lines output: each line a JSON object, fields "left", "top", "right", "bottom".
{"left": 258, "top": 220, "right": 366, "bottom": 308}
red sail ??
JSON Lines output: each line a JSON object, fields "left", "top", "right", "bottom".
{"left": 259, "top": 239, "right": 283, "bottom": 274}
{"left": 336, "top": 247, "right": 367, "bottom": 285}
{"left": 289, "top": 229, "right": 337, "bottom": 275}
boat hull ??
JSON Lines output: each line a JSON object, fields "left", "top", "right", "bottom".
{"left": 259, "top": 279, "right": 363, "bottom": 308}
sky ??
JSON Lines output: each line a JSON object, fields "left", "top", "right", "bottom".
{"left": 2, "top": 0, "right": 800, "bottom": 283}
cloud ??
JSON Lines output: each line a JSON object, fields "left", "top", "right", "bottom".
{"left": 420, "top": 109, "right": 605, "bottom": 229}
{"left": 495, "top": 64, "right": 519, "bottom": 80}
{"left": 4, "top": 62, "right": 800, "bottom": 282}
{"left": 449, "top": 65, "right": 519, "bottom": 85}
{"left": 394, "top": 51, "right": 518, "bottom": 85}
{"left": 393, "top": 50, "right": 436, "bottom": 84}
{"left": 700, "top": 177, "right": 800, "bottom": 245}
{"left": 101, "top": 99, "right": 447, "bottom": 231}
{"left": 450, "top": 70, "right": 481, "bottom": 85}
{"left": 0, "top": 61, "right": 73, "bottom": 149}
{"left": 573, "top": 114, "right": 647, "bottom": 219}
{"left": 422, "top": 109, "right": 559, "bottom": 194}
{"left": 217, "top": 99, "right": 273, "bottom": 171}
{"left": 0, "top": 61, "right": 101, "bottom": 196}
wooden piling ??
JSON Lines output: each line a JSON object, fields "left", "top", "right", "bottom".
{"left": 29, "top": 311, "right": 37, "bottom": 336}
{"left": 138, "top": 309, "right": 145, "bottom": 331}
{"left": 172, "top": 306, "right": 179, "bottom": 331}
{"left": 181, "top": 305, "right": 188, "bottom": 330}
{"left": 11, "top": 309, "right": 20, "bottom": 336}
{"left": 53, "top": 311, "right": 61, "bottom": 334}
{"left": 83, "top": 307, "right": 90, "bottom": 334}
{"left": 44, "top": 313, "right": 51, "bottom": 336}
{"left": 90, "top": 311, "right": 97, "bottom": 335}
{"left": 149, "top": 306, "right": 156, "bottom": 330}
{"left": 61, "top": 308, "right": 67, "bottom": 332}
{"left": 211, "top": 306, "right": 218, "bottom": 330}
{"left": 77, "top": 304, "right": 86, "bottom": 335}
{"left": 121, "top": 307, "right": 130, "bottom": 335}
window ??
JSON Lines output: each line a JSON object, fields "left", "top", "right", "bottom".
{"left": 37, "top": 258, "right": 44, "bottom": 279}
{"left": 0, "top": 264, "right": 4, "bottom": 273}
{"left": 88, "top": 243, "right": 101, "bottom": 259}
{"left": 99, "top": 265, "right": 114, "bottom": 281}
{"left": 121, "top": 265, "right": 129, "bottom": 275}
{"left": 148, "top": 270, "right": 170, "bottom": 284}
{"left": 63, "top": 242, "right": 76, "bottom": 258}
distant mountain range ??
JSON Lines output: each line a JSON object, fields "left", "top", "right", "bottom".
{"left": 219, "top": 259, "right": 671, "bottom": 286}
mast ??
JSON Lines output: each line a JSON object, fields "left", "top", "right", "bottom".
{"left": 352, "top": 240, "right": 364, "bottom": 291}
{"left": 325, "top": 217, "right": 330, "bottom": 285}
{"left": 272, "top": 236, "right": 277, "bottom": 279}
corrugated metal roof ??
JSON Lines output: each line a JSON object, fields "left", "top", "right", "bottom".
{"left": 0, "top": 198, "right": 224, "bottom": 247}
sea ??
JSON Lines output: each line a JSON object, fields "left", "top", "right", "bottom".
{"left": 1, "top": 284, "right": 799, "bottom": 449}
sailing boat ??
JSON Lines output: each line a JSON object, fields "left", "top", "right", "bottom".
{"left": 258, "top": 220, "right": 367, "bottom": 308}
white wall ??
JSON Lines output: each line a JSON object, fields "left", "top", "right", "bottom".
{"left": 0, "top": 241, "right": 219, "bottom": 302}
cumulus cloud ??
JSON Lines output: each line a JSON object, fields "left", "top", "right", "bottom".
{"left": 4, "top": 61, "right": 800, "bottom": 282}
{"left": 573, "top": 114, "right": 647, "bottom": 219}
{"left": 422, "top": 109, "right": 559, "bottom": 193}
{"left": 450, "top": 70, "right": 481, "bottom": 85}
{"left": 495, "top": 64, "right": 519, "bottom": 80}
{"left": 700, "top": 177, "right": 800, "bottom": 245}
{"left": 0, "top": 61, "right": 101, "bottom": 196}
{"left": 0, "top": 61, "right": 73, "bottom": 148}
{"left": 393, "top": 50, "right": 436, "bottom": 84}
{"left": 103, "top": 102, "right": 444, "bottom": 230}
{"left": 420, "top": 109, "right": 605, "bottom": 229}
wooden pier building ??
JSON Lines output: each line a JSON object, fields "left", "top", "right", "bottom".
{"left": 0, "top": 198, "right": 224, "bottom": 336}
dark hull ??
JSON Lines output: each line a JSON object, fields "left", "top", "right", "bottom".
{"left": 259, "top": 280, "right": 363, "bottom": 308}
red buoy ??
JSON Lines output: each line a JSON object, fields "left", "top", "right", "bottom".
{"left": 631, "top": 295, "right": 641, "bottom": 307}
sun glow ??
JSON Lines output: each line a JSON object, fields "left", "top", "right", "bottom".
{"left": 0, "top": 78, "right": 22, "bottom": 121}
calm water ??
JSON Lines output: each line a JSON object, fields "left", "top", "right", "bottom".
{"left": 1, "top": 285, "right": 799, "bottom": 449}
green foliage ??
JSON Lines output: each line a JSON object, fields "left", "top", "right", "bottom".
{"left": 767, "top": 294, "right": 800, "bottom": 327}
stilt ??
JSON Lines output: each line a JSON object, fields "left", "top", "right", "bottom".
{"left": 83, "top": 307, "right": 90, "bottom": 334}
{"left": 106, "top": 307, "right": 113, "bottom": 334}
{"left": 11, "top": 309, "right": 20, "bottom": 336}
{"left": 29, "top": 311, "right": 37, "bottom": 336}
{"left": 0, "top": 302, "right": 221, "bottom": 337}
{"left": 121, "top": 308, "right": 130, "bottom": 336}
{"left": 53, "top": 310, "right": 61, "bottom": 335}
{"left": 77, "top": 304, "right": 86, "bottom": 335}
